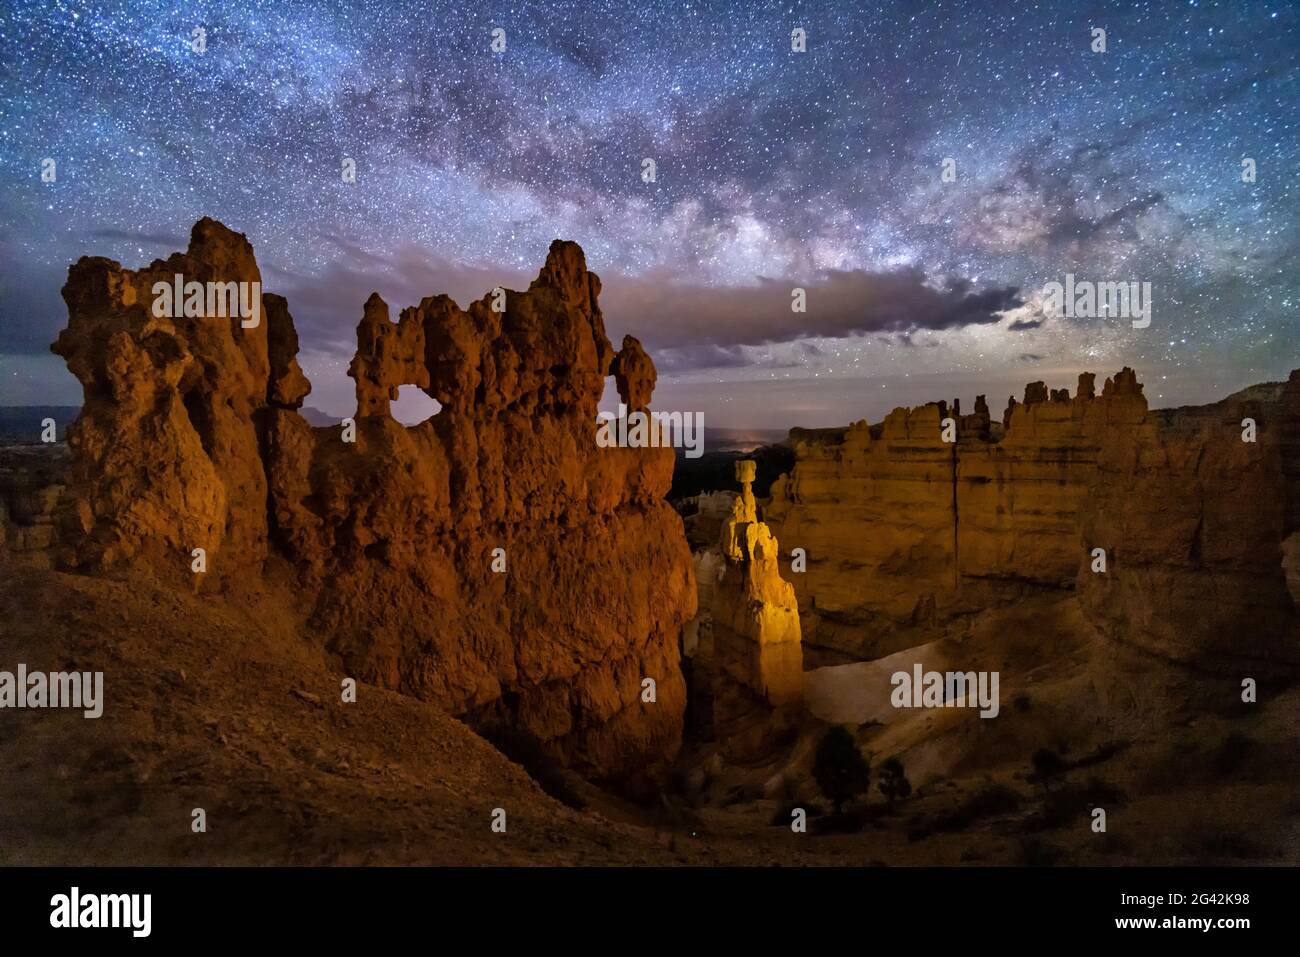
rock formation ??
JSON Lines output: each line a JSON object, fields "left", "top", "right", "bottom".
{"left": 49, "top": 218, "right": 696, "bottom": 790}
{"left": 1078, "top": 372, "right": 1299, "bottom": 669}
{"left": 608, "top": 334, "right": 656, "bottom": 411}
{"left": 766, "top": 368, "right": 1300, "bottom": 670}
{"left": 681, "top": 460, "right": 803, "bottom": 759}
{"left": 36, "top": 216, "right": 1300, "bottom": 805}
{"left": 53, "top": 218, "right": 274, "bottom": 575}
{"left": 765, "top": 405, "right": 956, "bottom": 653}
{"left": 714, "top": 460, "right": 803, "bottom": 706}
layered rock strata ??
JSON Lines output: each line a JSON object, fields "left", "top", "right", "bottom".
{"left": 1078, "top": 373, "right": 1300, "bottom": 669}
{"left": 767, "top": 369, "right": 1300, "bottom": 669}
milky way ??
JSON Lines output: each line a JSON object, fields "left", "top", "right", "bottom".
{"left": 2, "top": 0, "right": 1297, "bottom": 426}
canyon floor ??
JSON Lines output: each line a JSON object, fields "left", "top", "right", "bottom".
{"left": 4, "top": 559, "right": 1296, "bottom": 866}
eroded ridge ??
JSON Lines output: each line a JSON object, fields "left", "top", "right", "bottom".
{"left": 50, "top": 218, "right": 697, "bottom": 789}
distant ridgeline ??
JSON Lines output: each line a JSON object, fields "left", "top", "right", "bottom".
{"left": 0, "top": 406, "right": 79, "bottom": 445}
{"left": 669, "top": 438, "right": 793, "bottom": 501}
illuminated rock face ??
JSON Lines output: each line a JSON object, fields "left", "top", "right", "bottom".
{"left": 52, "top": 219, "right": 696, "bottom": 790}
{"left": 767, "top": 370, "right": 1300, "bottom": 669}
{"left": 53, "top": 217, "right": 276, "bottom": 575}
{"left": 608, "top": 334, "right": 656, "bottom": 412}
{"left": 765, "top": 407, "right": 955, "bottom": 645}
{"left": 714, "top": 460, "right": 803, "bottom": 708}
{"left": 721, "top": 458, "right": 758, "bottom": 563}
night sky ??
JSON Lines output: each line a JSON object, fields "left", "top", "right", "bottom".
{"left": 2, "top": 0, "right": 1297, "bottom": 427}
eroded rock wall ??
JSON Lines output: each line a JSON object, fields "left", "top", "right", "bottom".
{"left": 1078, "top": 374, "right": 1299, "bottom": 669}
{"left": 767, "top": 368, "right": 1300, "bottom": 668}
{"left": 51, "top": 219, "right": 696, "bottom": 789}
{"left": 764, "top": 407, "right": 955, "bottom": 640}
{"left": 52, "top": 218, "right": 277, "bottom": 576}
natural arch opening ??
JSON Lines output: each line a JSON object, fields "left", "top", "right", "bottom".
{"left": 393, "top": 385, "right": 441, "bottom": 426}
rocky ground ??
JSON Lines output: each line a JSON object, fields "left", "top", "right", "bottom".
{"left": 4, "top": 563, "right": 1296, "bottom": 866}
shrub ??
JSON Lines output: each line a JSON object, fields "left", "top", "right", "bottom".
{"left": 812, "top": 726, "right": 871, "bottom": 813}
{"left": 878, "top": 756, "right": 913, "bottom": 804}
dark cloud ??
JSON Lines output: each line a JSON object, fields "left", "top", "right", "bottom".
{"left": 257, "top": 248, "right": 1022, "bottom": 373}
{"left": 257, "top": 249, "right": 1022, "bottom": 377}
{"left": 654, "top": 339, "right": 832, "bottom": 373}
{"left": 655, "top": 344, "right": 753, "bottom": 373}
{"left": 1007, "top": 318, "right": 1043, "bottom": 331}
{"left": 264, "top": 246, "right": 532, "bottom": 355}
{"left": 601, "top": 266, "right": 1022, "bottom": 357}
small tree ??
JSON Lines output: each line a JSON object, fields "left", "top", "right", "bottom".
{"left": 878, "top": 756, "right": 912, "bottom": 804}
{"left": 813, "top": 726, "right": 871, "bottom": 813}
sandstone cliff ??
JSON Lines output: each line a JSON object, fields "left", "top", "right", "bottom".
{"left": 48, "top": 218, "right": 696, "bottom": 789}
{"left": 766, "top": 369, "right": 1300, "bottom": 670}
{"left": 1078, "top": 373, "right": 1299, "bottom": 669}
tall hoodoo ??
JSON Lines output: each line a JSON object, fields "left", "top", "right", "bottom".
{"left": 717, "top": 459, "right": 803, "bottom": 707}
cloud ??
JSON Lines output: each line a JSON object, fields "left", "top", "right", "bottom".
{"left": 655, "top": 344, "right": 754, "bottom": 373}
{"left": 262, "top": 242, "right": 533, "bottom": 355}
{"left": 600, "top": 267, "right": 1022, "bottom": 360}
{"left": 254, "top": 242, "right": 1023, "bottom": 376}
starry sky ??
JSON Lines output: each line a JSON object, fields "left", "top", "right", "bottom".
{"left": 1, "top": 0, "right": 1297, "bottom": 427}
